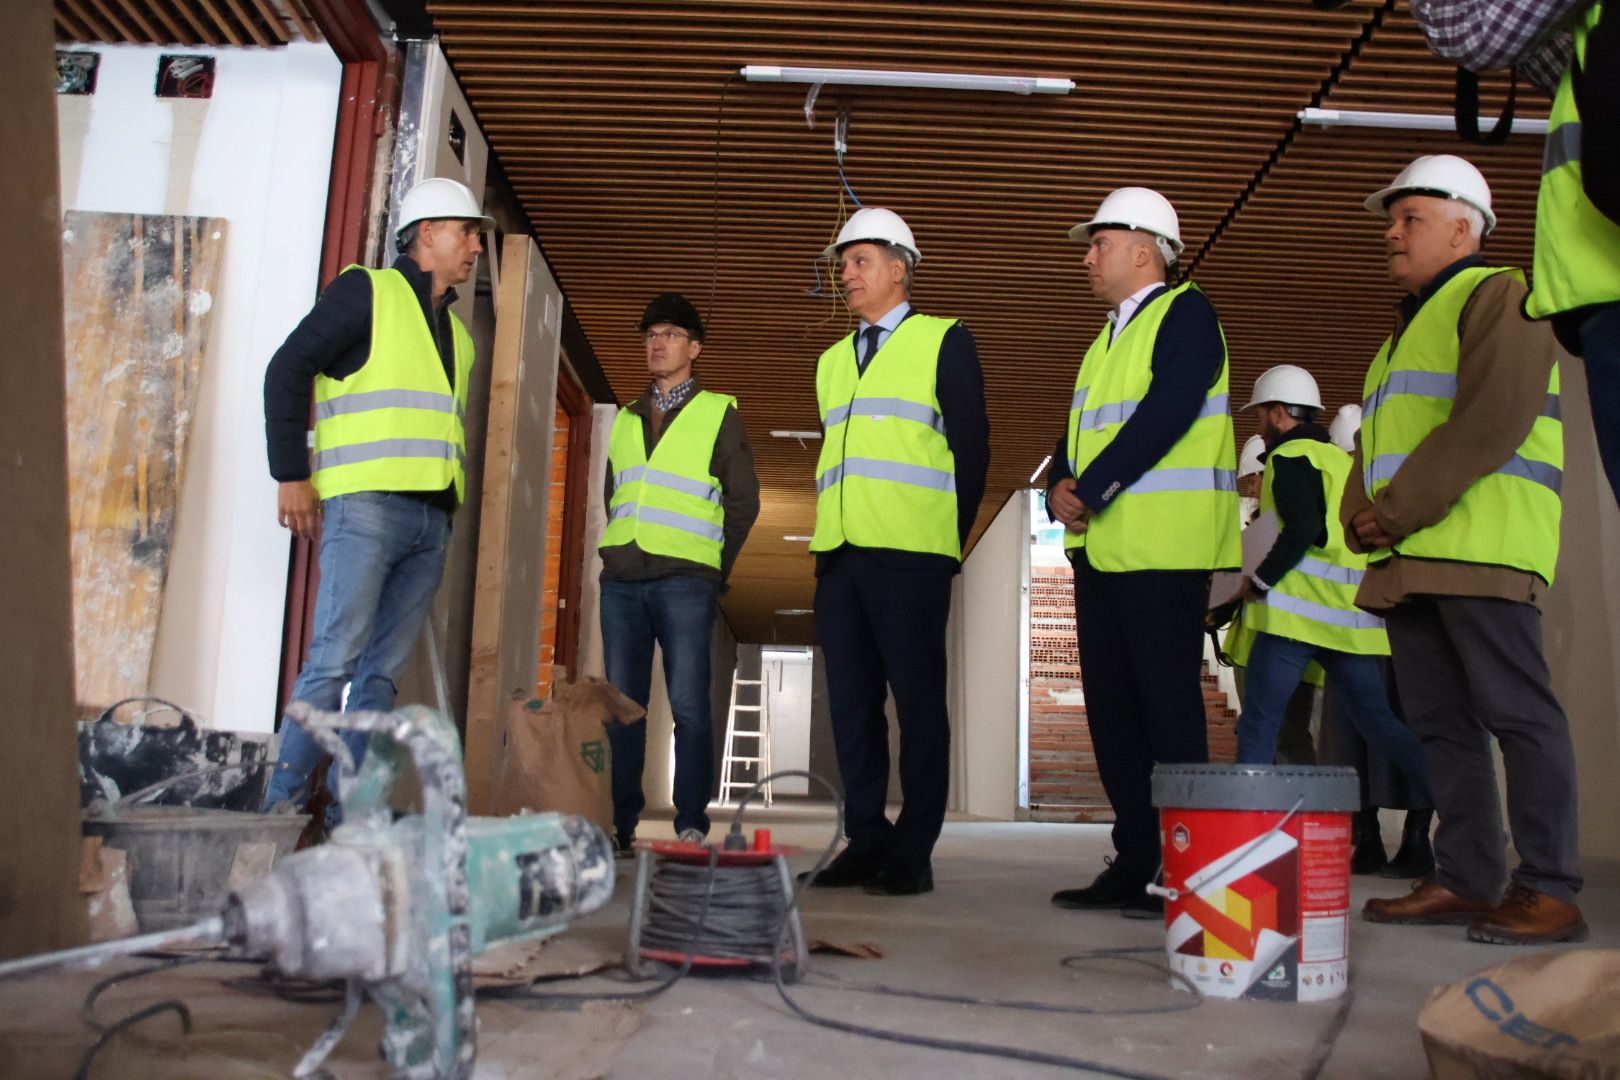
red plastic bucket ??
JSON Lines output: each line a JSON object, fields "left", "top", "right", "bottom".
{"left": 1151, "top": 764, "right": 1358, "bottom": 1002}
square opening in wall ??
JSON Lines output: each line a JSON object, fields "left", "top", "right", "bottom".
{"left": 156, "top": 55, "right": 216, "bottom": 99}
{"left": 57, "top": 51, "right": 99, "bottom": 95}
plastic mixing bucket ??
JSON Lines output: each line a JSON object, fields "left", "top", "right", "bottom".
{"left": 1151, "top": 763, "right": 1358, "bottom": 1002}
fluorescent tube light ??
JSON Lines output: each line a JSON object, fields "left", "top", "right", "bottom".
{"left": 1299, "top": 107, "right": 1549, "bottom": 136}
{"left": 1029, "top": 455, "right": 1053, "bottom": 484}
{"left": 742, "top": 65, "right": 1074, "bottom": 96}
{"left": 770, "top": 430, "right": 822, "bottom": 440}
{"left": 783, "top": 535, "right": 814, "bottom": 542}
{"left": 774, "top": 608, "right": 814, "bottom": 616}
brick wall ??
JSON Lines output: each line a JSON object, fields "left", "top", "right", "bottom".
{"left": 535, "top": 407, "right": 570, "bottom": 698}
{"left": 1027, "top": 565, "right": 1237, "bottom": 824}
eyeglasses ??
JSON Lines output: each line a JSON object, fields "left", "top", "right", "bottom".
{"left": 642, "top": 328, "right": 691, "bottom": 345}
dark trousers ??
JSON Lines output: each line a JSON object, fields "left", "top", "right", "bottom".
{"left": 1574, "top": 303, "right": 1620, "bottom": 509}
{"left": 600, "top": 575, "right": 719, "bottom": 841}
{"left": 814, "top": 548, "right": 953, "bottom": 870}
{"left": 1073, "top": 549, "right": 1211, "bottom": 882}
{"left": 1384, "top": 596, "right": 1581, "bottom": 903}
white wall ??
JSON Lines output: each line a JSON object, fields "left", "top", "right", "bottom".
{"left": 761, "top": 648, "right": 814, "bottom": 795}
{"left": 57, "top": 43, "right": 342, "bottom": 731}
{"left": 948, "top": 491, "right": 1026, "bottom": 819}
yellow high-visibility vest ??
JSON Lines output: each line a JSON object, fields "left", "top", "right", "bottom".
{"left": 601, "top": 391, "right": 734, "bottom": 569}
{"left": 811, "top": 315, "right": 961, "bottom": 559}
{"left": 1362, "top": 266, "right": 1563, "bottom": 582}
{"left": 1065, "top": 283, "right": 1241, "bottom": 571}
{"left": 311, "top": 266, "right": 472, "bottom": 504}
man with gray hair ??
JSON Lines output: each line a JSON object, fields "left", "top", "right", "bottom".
{"left": 1348, "top": 155, "right": 1583, "bottom": 945}
{"left": 804, "top": 207, "right": 989, "bottom": 897}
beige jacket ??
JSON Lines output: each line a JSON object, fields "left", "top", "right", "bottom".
{"left": 1341, "top": 262, "right": 1566, "bottom": 611}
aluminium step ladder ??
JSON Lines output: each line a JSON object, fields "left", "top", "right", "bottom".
{"left": 717, "top": 667, "right": 773, "bottom": 806}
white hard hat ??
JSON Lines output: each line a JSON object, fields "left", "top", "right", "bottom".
{"left": 1363, "top": 154, "right": 1496, "bottom": 235}
{"left": 1328, "top": 404, "right": 1363, "bottom": 452}
{"left": 396, "top": 176, "right": 495, "bottom": 235}
{"left": 1238, "top": 434, "right": 1266, "bottom": 479}
{"left": 1068, "top": 187, "right": 1184, "bottom": 264}
{"left": 1243, "top": 364, "right": 1323, "bottom": 411}
{"left": 823, "top": 207, "right": 921, "bottom": 264}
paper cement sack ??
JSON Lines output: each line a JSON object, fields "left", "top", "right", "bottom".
{"left": 493, "top": 677, "right": 646, "bottom": 832}
{"left": 1419, "top": 949, "right": 1620, "bottom": 1079}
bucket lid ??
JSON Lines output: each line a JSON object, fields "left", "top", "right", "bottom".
{"left": 1151, "top": 764, "right": 1359, "bottom": 813}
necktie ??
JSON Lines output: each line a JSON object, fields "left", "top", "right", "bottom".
{"left": 859, "top": 325, "right": 884, "bottom": 370}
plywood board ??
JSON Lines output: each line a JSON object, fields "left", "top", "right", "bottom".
{"left": 465, "top": 234, "right": 561, "bottom": 813}
{"left": 60, "top": 210, "right": 227, "bottom": 713}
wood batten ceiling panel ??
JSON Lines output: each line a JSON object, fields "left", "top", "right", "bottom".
{"left": 54, "top": 0, "right": 320, "bottom": 45}
{"left": 426, "top": 0, "right": 1551, "bottom": 644}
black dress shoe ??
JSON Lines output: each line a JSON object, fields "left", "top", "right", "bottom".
{"left": 864, "top": 863, "right": 934, "bottom": 897}
{"left": 798, "top": 845, "right": 883, "bottom": 888}
{"left": 1121, "top": 893, "right": 1165, "bottom": 920}
{"left": 1051, "top": 859, "right": 1145, "bottom": 910}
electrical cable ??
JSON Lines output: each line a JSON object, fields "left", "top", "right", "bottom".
{"left": 1182, "top": 0, "right": 1397, "bottom": 279}
{"left": 74, "top": 955, "right": 212, "bottom": 1080}
{"left": 706, "top": 70, "right": 739, "bottom": 330}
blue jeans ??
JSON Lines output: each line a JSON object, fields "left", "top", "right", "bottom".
{"left": 1576, "top": 304, "right": 1620, "bottom": 509}
{"left": 1238, "top": 631, "right": 1433, "bottom": 806}
{"left": 263, "top": 492, "right": 450, "bottom": 822}
{"left": 600, "top": 575, "right": 718, "bottom": 841}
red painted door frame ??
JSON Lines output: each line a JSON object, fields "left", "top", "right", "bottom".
{"left": 276, "top": 0, "right": 397, "bottom": 715}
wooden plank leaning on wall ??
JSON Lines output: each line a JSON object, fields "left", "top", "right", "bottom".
{"left": 464, "top": 234, "right": 562, "bottom": 814}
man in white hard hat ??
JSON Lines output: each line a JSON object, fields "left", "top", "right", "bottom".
{"left": 598, "top": 292, "right": 759, "bottom": 850}
{"left": 1348, "top": 156, "right": 1584, "bottom": 944}
{"left": 1046, "top": 187, "right": 1241, "bottom": 918}
{"left": 1232, "top": 366, "right": 1431, "bottom": 808}
{"left": 1215, "top": 430, "right": 1322, "bottom": 769}
{"left": 262, "top": 175, "right": 492, "bottom": 822}
{"left": 805, "top": 207, "right": 990, "bottom": 897}
{"left": 1328, "top": 404, "right": 1362, "bottom": 454}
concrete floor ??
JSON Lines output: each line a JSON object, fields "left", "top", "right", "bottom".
{"left": 585, "top": 805, "right": 1620, "bottom": 1080}
{"left": 1, "top": 807, "right": 1613, "bottom": 1078}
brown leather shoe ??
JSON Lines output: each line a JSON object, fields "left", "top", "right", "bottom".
{"left": 1468, "top": 882, "right": 1589, "bottom": 945}
{"left": 1363, "top": 876, "right": 1493, "bottom": 925}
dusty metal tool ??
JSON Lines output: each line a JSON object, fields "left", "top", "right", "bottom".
{"left": 1, "top": 702, "right": 615, "bottom": 1080}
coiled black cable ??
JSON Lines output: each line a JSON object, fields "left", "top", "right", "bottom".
{"left": 639, "top": 861, "right": 791, "bottom": 962}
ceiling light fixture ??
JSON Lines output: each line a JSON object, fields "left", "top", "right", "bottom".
{"left": 770, "top": 430, "right": 822, "bottom": 440}
{"left": 1029, "top": 454, "right": 1053, "bottom": 484}
{"left": 774, "top": 608, "right": 814, "bottom": 616}
{"left": 1298, "top": 107, "right": 1549, "bottom": 136}
{"left": 741, "top": 65, "right": 1074, "bottom": 96}
{"left": 783, "top": 535, "right": 814, "bottom": 542}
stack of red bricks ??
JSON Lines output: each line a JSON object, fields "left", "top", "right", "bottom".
{"left": 535, "top": 408, "right": 571, "bottom": 699}
{"left": 1028, "top": 566, "right": 1238, "bottom": 824}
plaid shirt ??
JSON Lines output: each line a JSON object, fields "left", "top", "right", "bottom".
{"left": 648, "top": 375, "right": 696, "bottom": 414}
{"left": 1409, "top": 0, "right": 1587, "bottom": 95}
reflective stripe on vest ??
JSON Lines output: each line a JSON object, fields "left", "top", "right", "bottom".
{"left": 600, "top": 391, "right": 734, "bottom": 569}
{"left": 1063, "top": 282, "right": 1241, "bottom": 572}
{"left": 1242, "top": 439, "right": 1388, "bottom": 655}
{"left": 1526, "top": 1, "right": 1620, "bottom": 318}
{"left": 811, "top": 314, "right": 961, "bottom": 559}
{"left": 311, "top": 266, "right": 473, "bottom": 504}
{"left": 1362, "top": 265, "right": 1563, "bottom": 582}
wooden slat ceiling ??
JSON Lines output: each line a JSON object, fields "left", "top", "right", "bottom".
{"left": 54, "top": 0, "right": 319, "bottom": 46}
{"left": 427, "top": 0, "right": 1546, "bottom": 645}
